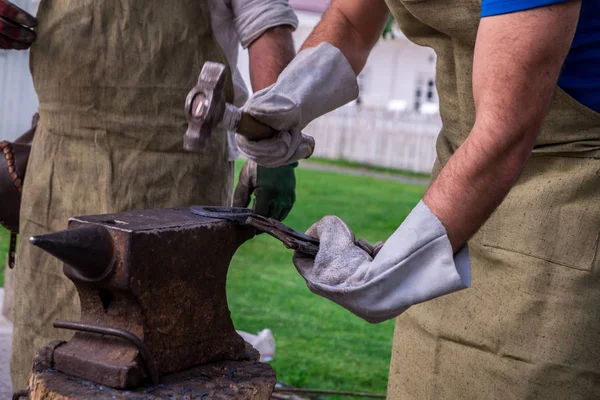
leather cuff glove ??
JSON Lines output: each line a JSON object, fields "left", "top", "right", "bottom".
{"left": 233, "top": 159, "right": 297, "bottom": 221}
{"left": 237, "top": 42, "right": 359, "bottom": 168}
{"left": 293, "top": 201, "right": 471, "bottom": 323}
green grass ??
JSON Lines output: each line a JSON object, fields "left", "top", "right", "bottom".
{"left": 0, "top": 163, "right": 426, "bottom": 396}
{"left": 0, "top": 228, "right": 8, "bottom": 287}
{"left": 227, "top": 162, "right": 425, "bottom": 396}
{"left": 307, "top": 157, "right": 432, "bottom": 181}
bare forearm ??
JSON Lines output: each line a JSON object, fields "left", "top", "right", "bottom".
{"left": 301, "top": 0, "right": 389, "bottom": 75}
{"left": 424, "top": 127, "right": 536, "bottom": 252}
{"left": 248, "top": 26, "right": 295, "bottom": 91}
{"left": 424, "top": 2, "right": 580, "bottom": 252}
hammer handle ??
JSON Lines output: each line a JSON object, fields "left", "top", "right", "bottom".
{"left": 237, "top": 113, "right": 278, "bottom": 141}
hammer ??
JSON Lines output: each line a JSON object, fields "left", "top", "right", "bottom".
{"left": 184, "top": 62, "right": 277, "bottom": 153}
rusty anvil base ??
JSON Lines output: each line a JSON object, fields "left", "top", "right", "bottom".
{"left": 31, "top": 207, "right": 256, "bottom": 389}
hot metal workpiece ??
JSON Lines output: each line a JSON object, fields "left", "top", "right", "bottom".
{"left": 30, "top": 207, "right": 255, "bottom": 389}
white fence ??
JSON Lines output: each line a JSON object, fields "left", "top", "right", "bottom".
{"left": 304, "top": 106, "right": 441, "bottom": 173}
{"left": 0, "top": 0, "right": 39, "bottom": 141}
{"left": 0, "top": 50, "right": 38, "bottom": 141}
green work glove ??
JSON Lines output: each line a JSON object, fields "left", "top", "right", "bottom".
{"left": 233, "top": 160, "right": 297, "bottom": 221}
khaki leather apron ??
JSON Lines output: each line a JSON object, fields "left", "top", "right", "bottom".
{"left": 11, "top": 0, "right": 234, "bottom": 390}
{"left": 384, "top": 1, "right": 600, "bottom": 398}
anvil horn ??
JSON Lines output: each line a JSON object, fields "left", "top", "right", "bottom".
{"left": 31, "top": 225, "right": 115, "bottom": 282}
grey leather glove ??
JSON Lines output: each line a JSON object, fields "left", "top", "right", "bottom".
{"left": 293, "top": 201, "right": 471, "bottom": 324}
{"left": 238, "top": 42, "right": 359, "bottom": 167}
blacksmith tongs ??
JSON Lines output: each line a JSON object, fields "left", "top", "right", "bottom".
{"left": 191, "top": 206, "right": 381, "bottom": 257}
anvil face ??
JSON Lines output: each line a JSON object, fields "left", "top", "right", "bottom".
{"left": 32, "top": 207, "right": 255, "bottom": 389}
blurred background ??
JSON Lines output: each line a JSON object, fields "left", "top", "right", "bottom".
{"left": 2, "top": 0, "right": 441, "bottom": 174}
{"left": 0, "top": 1, "right": 438, "bottom": 398}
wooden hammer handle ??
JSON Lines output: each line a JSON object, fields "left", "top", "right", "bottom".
{"left": 237, "top": 113, "right": 278, "bottom": 141}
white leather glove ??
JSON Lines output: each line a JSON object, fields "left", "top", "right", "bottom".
{"left": 238, "top": 42, "right": 359, "bottom": 168}
{"left": 293, "top": 201, "right": 471, "bottom": 324}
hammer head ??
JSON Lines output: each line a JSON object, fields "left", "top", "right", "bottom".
{"left": 184, "top": 62, "right": 227, "bottom": 153}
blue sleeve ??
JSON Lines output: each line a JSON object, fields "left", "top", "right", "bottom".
{"left": 481, "top": 0, "right": 570, "bottom": 17}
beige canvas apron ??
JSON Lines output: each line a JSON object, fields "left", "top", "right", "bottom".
{"left": 384, "top": 1, "right": 600, "bottom": 398}
{"left": 11, "top": 0, "right": 235, "bottom": 390}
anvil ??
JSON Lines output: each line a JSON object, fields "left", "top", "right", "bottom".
{"left": 30, "top": 207, "right": 255, "bottom": 389}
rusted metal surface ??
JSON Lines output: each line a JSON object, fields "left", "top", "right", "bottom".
{"left": 192, "top": 206, "right": 320, "bottom": 255}
{"left": 192, "top": 206, "right": 382, "bottom": 257}
{"left": 53, "top": 320, "right": 159, "bottom": 385}
{"left": 30, "top": 207, "right": 255, "bottom": 389}
{"left": 29, "top": 344, "right": 276, "bottom": 400}
{"left": 246, "top": 215, "right": 321, "bottom": 255}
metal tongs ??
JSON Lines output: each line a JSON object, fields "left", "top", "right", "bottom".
{"left": 191, "top": 206, "right": 381, "bottom": 257}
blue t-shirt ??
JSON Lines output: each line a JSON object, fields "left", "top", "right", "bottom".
{"left": 481, "top": 0, "right": 600, "bottom": 112}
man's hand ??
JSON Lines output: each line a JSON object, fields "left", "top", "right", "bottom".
{"left": 236, "top": 25, "right": 315, "bottom": 167}
{"left": 233, "top": 160, "right": 296, "bottom": 221}
{"left": 237, "top": 0, "right": 388, "bottom": 168}
{"left": 234, "top": 23, "right": 300, "bottom": 214}
{"left": 292, "top": 202, "right": 470, "bottom": 323}
{"left": 0, "top": 0, "right": 37, "bottom": 50}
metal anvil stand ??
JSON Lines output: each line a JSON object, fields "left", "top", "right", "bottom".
{"left": 24, "top": 207, "right": 276, "bottom": 400}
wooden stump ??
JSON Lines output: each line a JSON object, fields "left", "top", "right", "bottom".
{"left": 29, "top": 355, "right": 276, "bottom": 400}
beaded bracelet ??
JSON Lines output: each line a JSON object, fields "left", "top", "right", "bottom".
{"left": 1, "top": 141, "right": 24, "bottom": 193}
{"left": 1, "top": 141, "right": 24, "bottom": 269}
